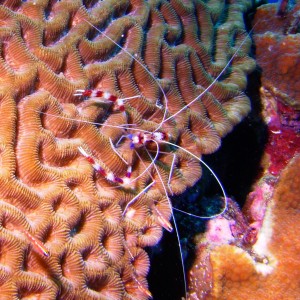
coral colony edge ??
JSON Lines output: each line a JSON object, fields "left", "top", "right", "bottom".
{"left": 186, "top": 1, "right": 300, "bottom": 299}
{"left": 1, "top": 0, "right": 299, "bottom": 299}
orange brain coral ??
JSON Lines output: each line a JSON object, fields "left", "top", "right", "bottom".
{"left": 0, "top": 0, "right": 254, "bottom": 299}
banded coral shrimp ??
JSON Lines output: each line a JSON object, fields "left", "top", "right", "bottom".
{"left": 33, "top": 14, "right": 256, "bottom": 300}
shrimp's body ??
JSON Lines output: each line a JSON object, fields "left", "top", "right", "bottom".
{"left": 32, "top": 18, "right": 255, "bottom": 299}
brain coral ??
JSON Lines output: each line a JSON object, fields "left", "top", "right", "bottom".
{"left": 0, "top": 0, "right": 255, "bottom": 299}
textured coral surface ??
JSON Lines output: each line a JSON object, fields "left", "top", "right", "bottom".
{"left": 254, "top": 2, "right": 300, "bottom": 109}
{"left": 189, "top": 155, "right": 300, "bottom": 300}
{"left": 260, "top": 87, "right": 300, "bottom": 175}
{"left": 195, "top": 155, "right": 300, "bottom": 300}
{"left": 187, "top": 72, "right": 300, "bottom": 299}
{"left": 0, "top": 0, "right": 255, "bottom": 298}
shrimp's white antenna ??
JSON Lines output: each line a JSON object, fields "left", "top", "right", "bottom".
{"left": 143, "top": 139, "right": 227, "bottom": 299}
{"left": 163, "top": 28, "right": 254, "bottom": 125}
{"left": 127, "top": 150, "right": 157, "bottom": 185}
{"left": 144, "top": 145, "right": 188, "bottom": 297}
{"left": 161, "top": 140, "right": 227, "bottom": 215}
{"left": 122, "top": 133, "right": 227, "bottom": 297}
{"left": 168, "top": 153, "right": 176, "bottom": 195}
{"left": 109, "top": 137, "right": 129, "bottom": 165}
{"left": 37, "top": 111, "right": 158, "bottom": 134}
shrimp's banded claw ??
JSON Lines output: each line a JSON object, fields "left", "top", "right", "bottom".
{"left": 78, "top": 146, "right": 124, "bottom": 184}
{"left": 74, "top": 89, "right": 117, "bottom": 102}
{"left": 75, "top": 89, "right": 140, "bottom": 112}
{"left": 75, "top": 89, "right": 124, "bottom": 111}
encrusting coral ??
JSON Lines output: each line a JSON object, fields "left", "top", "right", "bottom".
{"left": 253, "top": 1, "right": 300, "bottom": 109}
{"left": 253, "top": 1, "right": 300, "bottom": 175}
{"left": 188, "top": 155, "right": 300, "bottom": 300}
{"left": 0, "top": 0, "right": 255, "bottom": 298}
